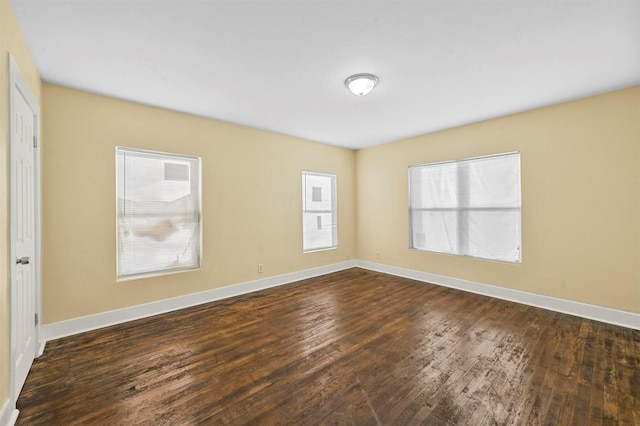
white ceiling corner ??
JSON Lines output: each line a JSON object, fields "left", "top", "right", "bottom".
{"left": 10, "top": 0, "right": 640, "bottom": 149}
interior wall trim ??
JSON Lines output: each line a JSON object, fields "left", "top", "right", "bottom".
{"left": 356, "top": 260, "right": 640, "bottom": 331}
{"left": 0, "top": 397, "right": 19, "bottom": 426}
{"left": 41, "top": 260, "right": 357, "bottom": 344}
{"left": 41, "top": 259, "right": 638, "bottom": 347}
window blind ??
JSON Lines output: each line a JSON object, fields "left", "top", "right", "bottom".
{"left": 409, "top": 152, "right": 521, "bottom": 263}
{"left": 116, "top": 147, "right": 201, "bottom": 279}
{"left": 302, "top": 171, "right": 337, "bottom": 252}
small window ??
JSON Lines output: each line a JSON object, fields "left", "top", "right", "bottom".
{"left": 116, "top": 147, "right": 202, "bottom": 279}
{"left": 302, "top": 171, "right": 337, "bottom": 252}
{"left": 409, "top": 152, "right": 521, "bottom": 263}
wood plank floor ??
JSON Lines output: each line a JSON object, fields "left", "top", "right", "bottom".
{"left": 16, "top": 268, "right": 640, "bottom": 425}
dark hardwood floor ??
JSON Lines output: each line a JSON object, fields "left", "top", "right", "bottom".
{"left": 16, "top": 268, "right": 640, "bottom": 425}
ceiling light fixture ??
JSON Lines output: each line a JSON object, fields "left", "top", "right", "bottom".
{"left": 345, "top": 73, "right": 378, "bottom": 96}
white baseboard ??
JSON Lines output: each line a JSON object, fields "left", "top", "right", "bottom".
{"left": 42, "top": 260, "right": 357, "bottom": 342}
{"left": 41, "top": 258, "right": 638, "bottom": 345}
{"left": 356, "top": 260, "right": 640, "bottom": 331}
{"left": 0, "top": 398, "right": 18, "bottom": 426}
{"left": 37, "top": 340, "right": 46, "bottom": 357}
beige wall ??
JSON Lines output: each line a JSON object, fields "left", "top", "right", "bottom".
{"left": 357, "top": 87, "right": 640, "bottom": 313}
{"left": 0, "top": 0, "right": 42, "bottom": 409}
{"left": 2, "top": 12, "right": 639, "bottom": 409}
{"left": 2, "top": 2, "right": 638, "bottom": 412}
{"left": 39, "top": 85, "right": 640, "bottom": 324}
{"left": 42, "top": 84, "right": 356, "bottom": 323}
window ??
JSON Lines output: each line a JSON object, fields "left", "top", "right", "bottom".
{"left": 116, "top": 147, "right": 201, "bottom": 279}
{"left": 302, "top": 171, "right": 337, "bottom": 251}
{"left": 409, "top": 152, "right": 521, "bottom": 263}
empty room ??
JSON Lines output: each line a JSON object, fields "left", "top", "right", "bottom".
{"left": 1, "top": 1, "right": 639, "bottom": 425}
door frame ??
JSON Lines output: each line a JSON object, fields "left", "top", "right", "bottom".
{"left": 8, "top": 53, "right": 43, "bottom": 414}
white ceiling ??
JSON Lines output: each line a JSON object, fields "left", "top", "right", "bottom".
{"left": 10, "top": 0, "right": 640, "bottom": 149}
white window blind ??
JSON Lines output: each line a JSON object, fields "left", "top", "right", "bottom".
{"left": 116, "top": 147, "right": 201, "bottom": 279}
{"left": 302, "top": 171, "right": 337, "bottom": 252}
{"left": 409, "top": 152, "right": 521, "bottom": 263}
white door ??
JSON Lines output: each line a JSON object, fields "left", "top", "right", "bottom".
{"left": 9, "top": 55, "right": 40, "bottom": 399}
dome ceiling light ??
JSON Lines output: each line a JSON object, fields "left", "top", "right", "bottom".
{"left": 345, "top": 73, "right": 379, "bottom": 96}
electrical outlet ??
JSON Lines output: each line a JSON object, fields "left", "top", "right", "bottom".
{"left": 376, "top": 251, "right": 381, "bottom": 259}
{"left": 258, "top": 264, "right": 264, "bottom": 273}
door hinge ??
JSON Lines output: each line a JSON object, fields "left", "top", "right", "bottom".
{"left": 35, "top": 313, "right": 39, "bottom": 326}
{"left": 33, "top": 135, "right": 38, "bottom": 148}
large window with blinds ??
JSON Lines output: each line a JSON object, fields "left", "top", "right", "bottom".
{"left": 302, "top": 171, "right": 337, "bottom": 252}
{"left": 116, "top": 147, "right": 202, "bottom": 280}
{"left": 409, "top": 152, "right": 521, "bottom": 263}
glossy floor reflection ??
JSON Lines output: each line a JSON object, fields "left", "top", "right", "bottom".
{"left": 16, "top": 268, "right": 640, "bottom": 425}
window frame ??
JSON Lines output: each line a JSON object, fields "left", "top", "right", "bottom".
{"left": 116, "top": 146, "right": 203, "bottom": 281}
{"left": 408, "top": 152, "right": 521, "bottom": 264}
{"left": 302, "top": 170, "right": 338, "bottom": 252}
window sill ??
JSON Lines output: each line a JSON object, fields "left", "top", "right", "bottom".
{"left": 303, "top": 246, "right": 338, "bottom": 254}
{"left": 117, "top": 266, "right": 202, "bottom": 282}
